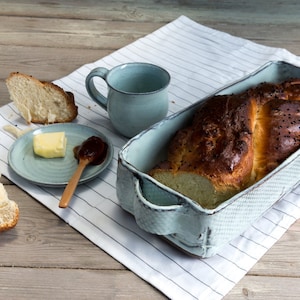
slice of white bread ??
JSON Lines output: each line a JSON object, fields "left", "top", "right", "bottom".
{"left": 6, "top": 72, "right": 78, "bottom": 124}
{"left": 0, "top": 183, "right": 19, "bottom": 232}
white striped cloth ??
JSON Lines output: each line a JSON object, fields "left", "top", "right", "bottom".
{"left": 1, "top": 16, "right": 300, "bottom": 299}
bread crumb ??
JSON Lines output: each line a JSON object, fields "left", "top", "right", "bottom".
{"left": 3, "top": 124, "right": 32, "bottom": 138}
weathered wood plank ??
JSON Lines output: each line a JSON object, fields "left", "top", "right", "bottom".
{"left": 1, "top": 0, "right": 300, "bottom": 25}
{"left": 0, "top": 268, "right": 165, "bottom": 299}
{"left": 249, "top": 221, "right": 300, "bottom": 277}
{"left": 0, "top": 16, "right": 160, "bottom": 49}
{"left": 224, "top": 275, "right": 300, "bottom": 300}
{"left": 1, "top": 13, "right": 299, "bottom": 52}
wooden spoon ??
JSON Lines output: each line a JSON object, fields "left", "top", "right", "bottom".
{"left": 59, "top": 136, "right": 107, "bottom": 208}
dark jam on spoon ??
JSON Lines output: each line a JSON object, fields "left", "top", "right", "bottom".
{"left": 73, "top": 136, "right": 108, "bottom": 165}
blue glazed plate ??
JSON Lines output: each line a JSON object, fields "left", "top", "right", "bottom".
{"left": 8, "top": 123, "right": 113, "bottom": 187}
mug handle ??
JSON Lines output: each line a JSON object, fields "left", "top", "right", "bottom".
{"left": 85, "top": 67, "right": 110, "bottom": 111}
{"left": 133, "top": 177, "right": 185, "bottom": 235}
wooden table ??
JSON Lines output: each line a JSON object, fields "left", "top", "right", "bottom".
{"left": 1, "top": 1, "right": 300, "bottom": 299}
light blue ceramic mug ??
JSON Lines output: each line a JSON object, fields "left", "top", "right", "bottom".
{"left": 85, "top": 62, "right": 170, "bottom": 137}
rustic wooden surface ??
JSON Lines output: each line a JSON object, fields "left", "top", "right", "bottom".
{"left": 1, "top": 1, "right": 300, "bottom": 299}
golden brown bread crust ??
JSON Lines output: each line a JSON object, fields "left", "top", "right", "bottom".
{"left": 0, "top": 183, "right": 19, "bottom": 232}
{"left": 149, "top": 79, "right": 300, "bottom": 208}
{"left": 0, "top": 204, "right": 19, "bottom": 232}
{"left": 167, "top": 93, "right": 256, "bottom": 192}
{"left": 251, "top": 79, "right": 300, "bottom": 180}
{"left": 254, "top": 99, "right": 300, "bottom": 180}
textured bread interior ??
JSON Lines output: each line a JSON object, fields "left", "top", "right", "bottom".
{"left": 6, "top": 72, "right": 78, "bottom": 124}
{"left": 150, "top": 171, "right": 236, "bottom": 209}
{"left": 0, "top": 183, "right": 19, "bottom": 232}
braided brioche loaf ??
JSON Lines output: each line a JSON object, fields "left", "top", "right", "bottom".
{"left": 149, "top": 79, "right": 300, "bottom": 209}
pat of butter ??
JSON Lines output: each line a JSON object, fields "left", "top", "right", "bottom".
{"left": 33, "top": 132, "right": 67, "bottom": 158}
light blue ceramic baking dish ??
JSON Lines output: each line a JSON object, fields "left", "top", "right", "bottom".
{"left": 117, "top": 61, "right": 300, "bottom": 257}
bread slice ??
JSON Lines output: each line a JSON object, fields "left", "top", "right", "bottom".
{"left": 0, "top": 183, "right": 19, "bottom": 232}
{"left": 6, "top": 72, "right": 78, "bottom": 124}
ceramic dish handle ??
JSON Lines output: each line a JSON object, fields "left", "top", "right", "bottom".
{"left": 133, "top": 178, "right": 185, "bottom": 235}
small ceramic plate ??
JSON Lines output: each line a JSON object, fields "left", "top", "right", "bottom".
{"left": 8, "top": 123, "right": 114, "bottom": 187}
